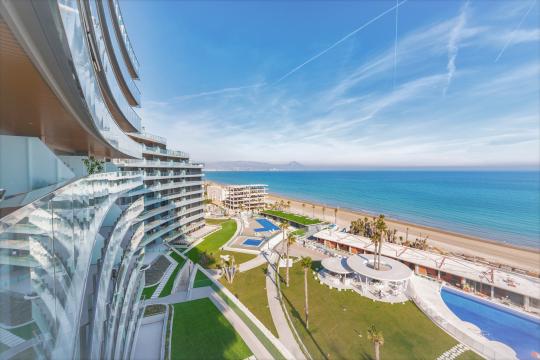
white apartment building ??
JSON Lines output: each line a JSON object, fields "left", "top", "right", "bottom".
{"left": 223, "top": 184, "right": 268, "bottom": 211}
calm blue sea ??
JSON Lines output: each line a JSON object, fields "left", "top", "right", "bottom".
{"left": 206, "top": 171, "right": 540, "bottom": 248}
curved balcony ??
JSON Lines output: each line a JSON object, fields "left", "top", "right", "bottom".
{"left": 0, "top": 171, "right": 143, "bottom": 359}
{"left": 0, "top": 1, "right": 142, "bottom": 159}
{"left": 108, "top": 0, "right": 140, "bottom": 79}
{"left": 96, "top": 0, "right": 141, "bottom": 106}
{"left": 82, "top": 1, "right": 141, "bottom": 132}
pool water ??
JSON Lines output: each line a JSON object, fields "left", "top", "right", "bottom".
{"left": 441, "top": 287, "right": 540, "bottom": 359}
{"left": 243, "top": 239, "right": 263, "bottom": 247}
{"left": 254, "top": 218, "right": 279, "bottom": 232}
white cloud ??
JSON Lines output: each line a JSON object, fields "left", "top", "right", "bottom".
{"left": 444, "top": 2, "right": 469, "bottom": 95}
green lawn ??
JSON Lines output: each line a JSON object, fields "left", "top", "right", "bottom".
{"left": 291, "top": 228, "right": 307, "bottom": 237}
{"left": 220, "top": 250, "right": 257, "bottom": 265}
{"left": 206, "top": 218, "right": 231, "bottom": 225}
{"left": 220, "top": 264, "right": 278, "bottom": 338}
{"left": 193, "top": 270, "right": 214, "bottom": 288}
{"left": 170, "top": 298, "right": 252, "bottom": 360}
{"left": 186, "top": 219, "right": 237, "bottom": 268}
{"left": 141, "top": 283, "right": 159, "bottom": 299}
{"left": 159, "top": 254, "right": 186, "bottom": 298}
{"left": 261, "top": 210, "right": 321, "bottom": 225}
{"left": 280, "top": 262, "right": 462, "bottom": 360}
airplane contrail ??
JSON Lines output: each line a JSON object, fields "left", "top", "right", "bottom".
{"left": 494, "top": 0, "right": 537, "bottom": 63}
{"left": 273, "top": 0, "right": 408, "bottom": 85}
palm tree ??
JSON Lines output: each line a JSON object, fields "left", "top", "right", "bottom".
{"left": 287, "top": 200, "right": 291, "bottom": 211}
{"left": 367, "top": 324, "right": 384, "bottom": 360}
{"left": 311, "top": 204, "right": 315, "bottom": 218}
{"left": 374, "top": 215, "right": 387, "bottom": 270}
{"left": 322, "top": 206, "right": 326, "bottom": 221}
{"left": 334, "top": 207, "right": 339, "bottom": 224}
{"left": 285, "top": 233, "right": 296, "bottom": 287}
{"left": 301, "top": 203, "right": 306, "bottom": 216}
{"left": 300, "top": 256, "right": 312, "bottom": 329}
{"left": 279, "top": 221, "right": 289, "bottom": 256}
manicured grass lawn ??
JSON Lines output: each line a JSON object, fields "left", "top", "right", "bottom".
{"left": 141, "top": 283, "right": 159, "bottom": 299}
{"left": 262, "top": 210, "right": 321, "bottom": 225}
{"left": 220, "top": 250, "right": 257, "bottom": 265}
{"left": 186, "top": 219, "right": 237, "bottom": 268}
{"left": 159, "top": 254, "right": 186, "bottom": 298}
{"left": 220, "top": 264, "right": 278, "bottom": 338}
{"left": 193, "top": 270, "right": 214, "bottom": 288}
{"left": 206, "top": 218, "right": 230, "bottom": 225}
{"left": 291, "top": 228, "right": 307, "bottom": 237}
{"left": 280, "top": 262, "right": 460, "bottom": 360}
{"left": 170, "top": 298, "right": 252, "bottom": 360}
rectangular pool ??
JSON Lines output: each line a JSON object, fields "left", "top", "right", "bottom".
{"left": 254, "top": 218, "right": 279, "bottom": 232}
{"left": 243, "top": 239, "right": 263, "bottom": 247}
{"left": 441, "top": 287, "right": 540, "bottom": 359}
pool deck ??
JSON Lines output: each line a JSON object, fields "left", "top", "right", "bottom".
{"left": 409, "top": 276, "right": 517, "bottom": 360}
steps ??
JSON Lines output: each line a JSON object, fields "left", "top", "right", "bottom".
{"left": 151, "top": 263, "right": 175, "bottom": 299}
{"left": 0, "top": 327, "right": 25, "bottom": 348}
{"left": 436, "top": 343, "right": 469, "bottom": 360}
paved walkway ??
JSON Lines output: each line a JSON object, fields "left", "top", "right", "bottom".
{"left": 209, "top": 292, "right": 273, "bottom": 360}
{"left": 436, "top": 343, "right": 469, "bottom": 360}
{"left": 132, "top": 314, "right": 165, "bottom": 360}
{"left": 151, "top": 262, "right": 175, "bottom": 299}
{"left": 265, "top": 252, "right": 307, "bottom": 360}
{"left": 0, "top": 327, "right": 25, "bottom": 348}
{"left": 239, "top": 253, "right": 269, "bottom": 272}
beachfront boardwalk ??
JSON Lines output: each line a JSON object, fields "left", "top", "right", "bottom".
{"left": 266, "top": 252, "right": 307, "bottom": 360}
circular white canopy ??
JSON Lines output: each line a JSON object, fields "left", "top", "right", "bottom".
{"left": 321, "top": 257, "right": 354, "bottom": 275}
{"left": 346, "top": 254, "right": 412, "bottom": 282}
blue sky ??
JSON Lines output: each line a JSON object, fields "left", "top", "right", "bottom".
{"left": 121, "top": 0, "right": 539, "bottom": 167}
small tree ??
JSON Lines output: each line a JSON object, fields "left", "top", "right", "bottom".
{"left": 301, "top": 203, "right": 306, "bottom": 215}
{"left": 300, "top": 256, "right": 312, "bottom": 328}
{"left": 334, "top": 207, "right": 339, "bottom": 224}
{"left": 220, "top": 256, "right": 238, "bottom": 284}
{"left": 82, "top": 156, "right": 104, "bottom": 175}
{"left": 367, "top": 324, "right": 384, "bottom": 360}
{"left": 311, "top": 204, "right": 315, "bottom": 218}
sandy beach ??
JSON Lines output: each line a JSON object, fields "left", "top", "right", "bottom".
{"left": 267, "top": 194, "right": 540, "bottom": 274}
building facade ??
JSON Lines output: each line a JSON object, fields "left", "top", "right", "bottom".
{"left": 0, "top": 1, "right": 193, "bottom": 358}
{"left": 112, "top": 132, "right": 205, "bottom": 247}
{"left": 223, "top": 184, "right": 268, "bottom": 211}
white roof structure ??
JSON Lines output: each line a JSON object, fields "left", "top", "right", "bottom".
{"left": 314, "top": 229, "right": 540, "bottom": 299}
{"left": 347, "top": 254, "right": 412, "bottom": 282}
{"left": 321, "top": 257, "right": 353, "bottom": 274}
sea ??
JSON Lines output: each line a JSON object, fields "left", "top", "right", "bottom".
{"left": 205, "top": 171, "right": 540, "bottom": 249}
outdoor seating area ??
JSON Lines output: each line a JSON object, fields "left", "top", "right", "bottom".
{"left": 317, "top": 253, "right": 412, "bottom": 303}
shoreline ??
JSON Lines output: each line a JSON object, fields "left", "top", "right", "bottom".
{"left": 206, "top": 180, "right": 540, "bottom": 273}
{"left": 267, "top": 193, "right": 540, "bottom": 274}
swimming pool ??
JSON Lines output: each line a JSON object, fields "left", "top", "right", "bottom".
{"left": 441, "top": 287, "right": 540, "bottom": 359}
{"left": 243, "top": 239, "right": 263, "bottom": 247}
{"left": 254, "top": 218, "right": 279, "bottom": 232}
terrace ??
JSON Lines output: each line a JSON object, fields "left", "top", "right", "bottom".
{"left": 261, "top": 210, "right": 321, "bottom": 226}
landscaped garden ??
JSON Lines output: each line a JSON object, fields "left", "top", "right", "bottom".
{"left": 261, "top": 210, "right": 321, "bottom": 225}
{"left": 279, "top": 261, "right": 483, "bottom": 360}
{"left": 170, "top": 298, "right": 252, "bottom": 360}
{"left": 159, "top": 253, "right": 186, "bottom": 298}
{"left": 186, "top": 219, "right": 256, "bottom": 268}
{"left": 193, "top": 270, "right": 214, "bottom": 288}
{"left": 220, "top": 264, "right": 278, "bottom": 337}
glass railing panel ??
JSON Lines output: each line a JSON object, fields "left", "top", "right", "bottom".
{"left": 57, "top": 0, "right": 141, "bottom": 158}
{"left": 0, "top": 171, "right": 142, "bottom": 359}
{"left": 87, "top": 1, "right": 141, "bottom": 131}
{"left": 109, "top": 0, "right": 140, "bottom": 77}
{"left": 99, "top": 0, "right": 141, "bottom": 104}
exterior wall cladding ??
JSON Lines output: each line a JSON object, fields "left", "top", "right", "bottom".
{"left": 0, "top": 0, "right": 203, "bottom": 359}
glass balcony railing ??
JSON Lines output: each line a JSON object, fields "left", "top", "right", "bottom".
{"left": 109, "top": 0, "right": 140, "bottom": 78}
{"left": 98, "top": 0, "right": 141, "bottom": 105}
{"left": 142, "top": 144, "right": 189, "bottom": 158}
{"left": 0, "top": 171, "right": 142, "bottom": 359}
{"left": 113, "top": 158, "right": 203, "bottom": 169}
{"left": 57, "top": 0, "right": 141, "bottom": 158}
{"left": 86, "top": 1, "right": 141, "bottom": 132}
{"left": 128, "top": 131, "right": 167, "bottom": 145}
